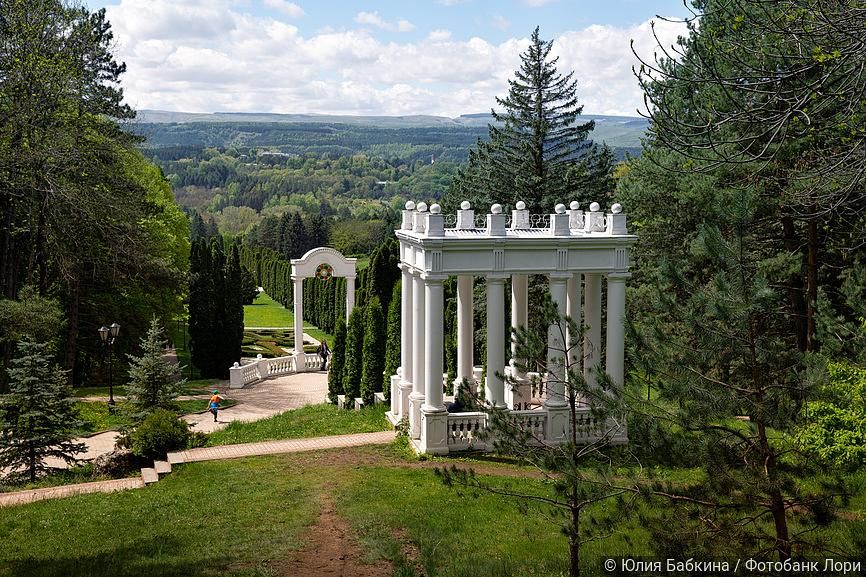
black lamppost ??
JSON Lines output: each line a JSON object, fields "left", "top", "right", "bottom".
{"left": 98, "top": 322, "right": 120, "bottom": 409}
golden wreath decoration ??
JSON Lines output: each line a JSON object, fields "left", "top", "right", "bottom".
{"left": 315, "top": 262, "right": 334, "bottom": 280}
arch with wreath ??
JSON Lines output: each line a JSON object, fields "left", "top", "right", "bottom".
{"left": 289, "top": 247, "right": 358, "bottom": 364}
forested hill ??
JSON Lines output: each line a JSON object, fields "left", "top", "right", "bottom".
{"left": 130, "top": 111, "right": 647, "bottom": 156}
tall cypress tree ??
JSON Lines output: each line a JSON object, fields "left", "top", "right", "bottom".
{"left": 360, "top": 297, "right": 385, "bottom": 406}
{"left": 382, "top": 281, "right": 401, "bottom": 400}
{"left": 209, "top": 239, "right": 227, "bottom": 378}
{"left": 0, "top": 341, "right": 85, "bottom": 482}
{"left": 328, "top": 319, "right": 347, "bottom": 404}
{"left": 189, "top": 238, "right": 215, "bottom": 376}
{"left": 444, "top": 27, "right": 595, "bottom": 213}
{"left": 223, "top": 244, "right": 244, "bottom": 375}
{"left": 342, "top": 305, "right": 365, "bottom": 403}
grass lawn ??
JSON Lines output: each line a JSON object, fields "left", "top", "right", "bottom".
{"left": 72, "top": 379, "right": 223, "bottom": 399}
{"left": 0, "top": 457, "right": 318, "bottom": 577}
{"left": 2, "top": 446, "right": 864, "bottom": 577}
{"left": 244, "top": 291, "right": 335, "bottom": 347}
{"left": 207, "top": 403, "right": 390, "bottom": 446}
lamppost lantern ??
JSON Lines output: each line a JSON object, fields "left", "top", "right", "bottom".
{"left": 98, "top": 322, "right": 120, "bottom": 409}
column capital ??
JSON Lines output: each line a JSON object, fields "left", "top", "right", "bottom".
{"left": 606, "top": 272, "right": 632, "bottom": 281}
{"left": 548, "top": 272, "right": 571, "bottom": 282}
{"left": 291, "top": 274, "right": 307, "bottom": 282}
{"left": 421, "top": 273, "right": 448, "bottom": 283}
{"left": 485, "top": 274, "right": 509, "bottom": 283}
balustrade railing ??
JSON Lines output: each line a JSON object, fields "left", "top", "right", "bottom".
{"left": 267, "top": 356, "right": 294, "bottom": 377}
{"left": 510, "top": 410, "right": 547, "bottom": 439}
{"left": 446, "top": 412, "right": 487, "bottom": 451}
{"left": 303, "top": 353, "right": 320, "bottom": 370}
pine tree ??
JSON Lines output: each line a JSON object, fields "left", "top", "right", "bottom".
{"left": 342, "top": 305, "right": 365, "bottom": 403}
{"left": 445, "top": 27, "right": 594, "bottom": 213}
{"left": 328, "top": 319, "right": 347, "bottom": 404}
{"left": 360, "top": 297, "right": 385, "bottom": 406}
{"left": 382, "top": 281, "right": 401, "bottom": 400}
{"left": 0, "top": 341, "right": 85, "bottom": 482}
{"left": 125, "top": 317, "right": 184, "bottom": 419}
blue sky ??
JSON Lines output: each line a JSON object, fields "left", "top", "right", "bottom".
{"left": 83, "top": 0, "right": 693, "bottom": 116}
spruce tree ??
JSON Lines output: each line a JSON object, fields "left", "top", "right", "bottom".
{"left": 0, "top": 341, "right": 85, "bottom": 482}
{"left": 445, "top": 27, "right": 594, "bottom": 213}
{"left": 382, "top": 281, "right": 402, "bottom": 400}
{"left": 328, "top": 319, "right": 347, "bottom": 404}
{"left": 360, "top": 297, "right": 385, "bottom": 406}
{"left": 342, "top": 306, "right": 365, "bottom": 403}
{"left": 125, "top": 317, "right": 184, "bottom": 419}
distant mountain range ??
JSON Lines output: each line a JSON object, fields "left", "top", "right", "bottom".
{"left": 132, "top": 110, "right": 649, "bottom": 150}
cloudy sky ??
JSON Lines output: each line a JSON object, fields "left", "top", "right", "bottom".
{"left": 84, "top": 0, "right": 692, "bottom": 118}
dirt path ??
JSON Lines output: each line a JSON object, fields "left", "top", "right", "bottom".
{"left": 274, "top": 492, "right": 392, "bottom": 577}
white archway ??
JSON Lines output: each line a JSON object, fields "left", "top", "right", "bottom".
{"left": 290, "top": 247, "right": 357, "bottom": 362}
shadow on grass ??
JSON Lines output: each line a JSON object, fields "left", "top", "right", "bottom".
{"left": 1, "top": 535, "right": 238, "bottom": 577}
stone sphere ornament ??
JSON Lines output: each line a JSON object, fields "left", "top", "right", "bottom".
{"left": 417, "top": 202, "right": 428, "bottom": 212}
{"left": 430, "top": 204, "right": 441, "bottom": 214}
{"left": 590, "top": 202, "right": 601, "bottom": 212}
{"left": 405, "top": 201, "right": 416, "bottom": 210}
{"left": 461, "top": 201, "right": 471, "bottom": 210}
{"left": 570, "top": 201, "right": 579, "bottom": 210}
{"left": 611, "top": 203, "right": 623, "bottom": 214}
{"left": 516, "top": 201, "right": 526, "bottom": 210}
{"left": 555, "top": 203, "right": 566, "bottom": 214}
{"left": 491, "top": 203, "right": 503, "bottom": 214}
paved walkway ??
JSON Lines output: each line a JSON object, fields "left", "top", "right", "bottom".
{"left": 0, "top": 430, "right": 395, "bottom": 508}
{"left": 169, "top": 431, "right": 395, "bottom": 464}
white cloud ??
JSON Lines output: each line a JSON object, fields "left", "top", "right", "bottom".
{"left": 491, "top": 14, "right": 511, "bottom": 30}
{"left": 263, "top": 0, "right": 304, "bottom": 18}
{"left": 102, "top": 0, "right": 688, "bottom": 117}
{"left": 428, "top": 29, "right": 452, "bottom": 41}
{"left": 354, "top": 11, "right": 415, "bottom": 32}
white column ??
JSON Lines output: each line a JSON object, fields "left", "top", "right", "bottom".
{"left": 423, "top": 278, "right": 446, "bottom": 410}
{"left": 486, "top": 276, "right": 506, "bottom": 408}
{"left": 566, "top": 273, "right": 582, "bottom": 368}
{"left": 345, "top": 275, "right": 356, "bottom": 320}
{"left": 545, "top": 275, "right": 568, "bottom": 407}
{"left": 583, "top": 272, "right": 602, "bottom": 389}
{"left": 510, "top": 273, "right": 528, "bottom": 377}
{"left": 409, "top": 271, "right": 426, "bottom": 439}
{"left": 605, "top": 274, "right": 628, "bottom": 388}
{"left": 456, "top": 275, "right": 474, "bottom": 385}
{"left": 399, "top": 265, "right": 413, "bottom": 418}
{"left": 292, "top": 275, "right": 304, "bottom": 356}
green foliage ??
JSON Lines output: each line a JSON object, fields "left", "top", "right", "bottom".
{"left": 129, "top": 408, "right": 191, "bottom": 460}
{"left": 240, "top": 267, "right": 258, "bottom": 305}
{"left": 124, "top": 317, "right": 184, "bottom": 419}
{"left": 0, "top": 287, "right": 65, "bottom": 345}
{"left": 328, "top": 319, "right": 347, "bottom": 404}
{"left": 0, "top": 341, "right": 85, "bottom": 482}
{"left": 382, "top": 282, "right": 401, "bottom": 399}
{"left": 360, "top": 297, "right": 385, "bottom": 406}
{"left": 342, "top": 305, "right": 365, "bottom": 402}
{"left": 798, "top": 362, "right": 866, "bottom": 469}
{"left": 206, "top": 403, "right": 388, "bottom": 446}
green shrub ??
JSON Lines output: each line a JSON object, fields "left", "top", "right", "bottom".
{"left": 798, "top": 362, "right": 866, "bottom": 469}
{"left": 130, "top": 408, "right": 191, "bottom": 459}
{"left": 187, "top": 431, "right": 209, "bottom": 449}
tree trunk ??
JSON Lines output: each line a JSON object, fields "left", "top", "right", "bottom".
{"left": 758, "top": 422, "right": 791, "bottom": 560}
{"left": 805, "top": 216, "right": 819, "bottom": 352}
{"left": 569, "top": 504, "right": 581, "bottom": 577}
{"left": 780, "top": 216, "right": 808, "bottom": 352}
{"left": 64, "top": 275, "right": 81, "bottom": 386}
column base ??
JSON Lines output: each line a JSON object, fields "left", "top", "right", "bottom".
{"left": 545, "top": 404, "right": 570, "bottom": 444}
{"left": 408, "top": 392, "right": 425, "bottom": 440}
{"left": 398, "top": 380, "right": 412, "bottom": 421}
{"left": 420, "top": 407, "right": 449, "bottom": 455}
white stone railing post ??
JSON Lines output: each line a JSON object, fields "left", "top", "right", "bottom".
{"left": 229, "top": 362, "right": 244, "bottom": 388}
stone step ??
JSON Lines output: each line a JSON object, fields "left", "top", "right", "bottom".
{"left": 153, "top": 460, "right": 171, "bottom": 475}
{"left": 141, "top": 468, "right": 159, "bottom": 485}
{"left": 374, "top": 392, "right": 386, "bottom": 404}
{"left": 166, "top": 452, "right": 185, "bottom": 465}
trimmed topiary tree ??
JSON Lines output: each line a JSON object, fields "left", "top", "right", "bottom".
{"left": 328, "top": 319, "right": 347, "bottom": 404}
{"left": 342, "top": 305, "right": 365, "bottom": 404}
{"left": 0, "top": 341, "right": 85, "bottom": 482}
{"left": 360, "top": 297, "right": 385, "bottom": 406}
{"left": 382, "top": 281, "right": 401, "bottom": 401}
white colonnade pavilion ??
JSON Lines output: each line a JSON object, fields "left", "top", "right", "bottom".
{"left": 386, "top": 200, "right": 635, "bottom": 455}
